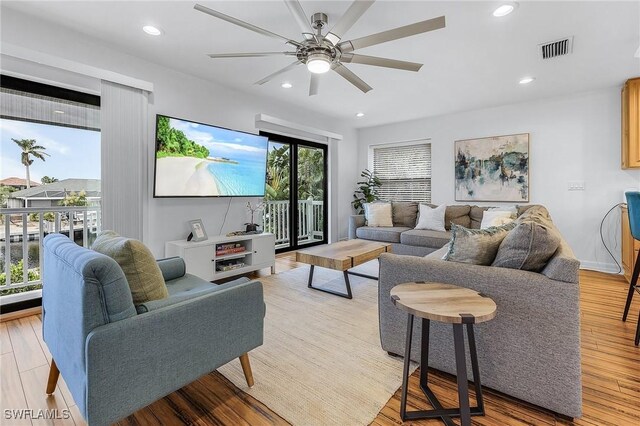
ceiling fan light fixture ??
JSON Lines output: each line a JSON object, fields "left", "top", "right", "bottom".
{"left": 493, "top": 2, "right": 518, "bottom": 17}
{"left": 307, "top": 53, "right": 331, "bottom": 74}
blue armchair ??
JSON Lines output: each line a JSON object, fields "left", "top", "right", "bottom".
{"left": 624, "top": 191, "right": 640, "bottom": 345}
{"left": 41, "top": 233, "right": 265, "bottom": 425}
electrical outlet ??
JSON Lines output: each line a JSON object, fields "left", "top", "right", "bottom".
{"left": 568, "top": 181, "right": 585, "bottom": 191}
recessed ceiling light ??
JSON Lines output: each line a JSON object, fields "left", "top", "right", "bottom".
{"left": 519, "top": 77, "right": 535, "bottom": 85}
{"left": 281, "top": 82, "right": 293, "bottom": 89}
{"left": 355, "top": 112, "right": 365, "bottom": 118}
{"left": 53, "top": 110, "right": 64, "bottom": 114}
{"left": 493, "top": 2, "right": 518, "bottom": 17}
{"left": 142, "top": 25, "right": 163, "bottom": 36}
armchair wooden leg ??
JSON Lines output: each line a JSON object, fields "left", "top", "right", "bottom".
{"left": 46, "top": 359, "right": 60, "bottom": 395}
{"left": 239, "top": 353, "right": 254, "bottom": 388}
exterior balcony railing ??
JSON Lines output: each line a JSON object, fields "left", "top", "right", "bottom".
{"left": 263, "top": 199, "right": 323, "bottom": 248}
{"left": 0, "top": 206, "right": 101, "bottom": 305}
{"left": 1, "top": 201, "right": 319, "bottom": 305}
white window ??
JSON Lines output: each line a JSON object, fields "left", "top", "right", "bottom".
{"left": 372, "top": 142, "right": 431, "bottom": 203}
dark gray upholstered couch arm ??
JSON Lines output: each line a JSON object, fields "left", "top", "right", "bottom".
{"left": 377, "top": 253, "right": 582, "bottom": 418}
{"left": 349, "top": 215, "right": 366, "bottom": 239}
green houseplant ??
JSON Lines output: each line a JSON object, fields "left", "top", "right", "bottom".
{"left": 351, "top": 169, "right": 382, "bottom": 214}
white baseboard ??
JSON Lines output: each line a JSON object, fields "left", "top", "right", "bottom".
{"left": 579, "top": 260, "right": 623, "bottom": 275}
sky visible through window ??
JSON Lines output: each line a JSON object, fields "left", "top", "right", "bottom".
{"left": 0, "top": 118, "right": 100, "bottom": 183}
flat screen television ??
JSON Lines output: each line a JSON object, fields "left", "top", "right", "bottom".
{"left": 153, "top": 114, "right": 268, "bottom": 197}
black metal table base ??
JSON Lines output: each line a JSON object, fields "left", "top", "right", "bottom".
{"left": 306, "top": 265, "right": 378, "bottom": 299}
{"left": 400, "top": 315, "right": 485, "bottom": 426}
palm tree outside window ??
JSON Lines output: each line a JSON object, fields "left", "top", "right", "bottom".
{"left": 12, "top": 138, "right": 49, "bottom": 188}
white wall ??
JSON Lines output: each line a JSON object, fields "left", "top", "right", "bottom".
{"left": 1, "top": 8, "right": 360, "bottom": 256}
{"left": 358, "top": 88, "right": 640, "bottom": 272}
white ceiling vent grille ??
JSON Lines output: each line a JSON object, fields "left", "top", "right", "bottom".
{"left": 538, "top": 37, "right": 573, "bottom": 59}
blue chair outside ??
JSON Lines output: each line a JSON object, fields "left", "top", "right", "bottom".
{"left": 41, "top": 233, "right": 265, "bottom": 425}
{"left": 624, "top": 191, "right": 640, "bottom": 345}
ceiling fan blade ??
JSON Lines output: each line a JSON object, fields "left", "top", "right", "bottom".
{"left": 309, "top": 73, "right": 319, "bottom": 96}
{"left": 325, "top": 0, "right": 375, "bottom": 46}
{"left": 207, "top": 52, "right": 297, "bottom": 58}
{"left": 194, "top": 4, "right": 302, "bottom": 47}
{"left": 338, "top": 15, "right": 445, "bottom": 53}
{"left": 254, "top": 61, "right": 301, "bottom": 85}
{"left": 284, "top": 0, "right": 315, "bottom": 41}
{"left": 333, "top": 63, "right": 372, "bottom": 93}
{"left": 340, "top": 53, "right": 422, "bottom": 71}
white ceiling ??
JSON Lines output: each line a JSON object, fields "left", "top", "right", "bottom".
{"left": 2, "top": 1, "right": 639, "bottom": 127}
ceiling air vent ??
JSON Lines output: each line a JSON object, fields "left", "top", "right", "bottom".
{"left": 538, "top": 37, "right": 573, "bottom": 59}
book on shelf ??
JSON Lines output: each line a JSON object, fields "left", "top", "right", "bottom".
{"left": 216, "top": 262, "right": 245, "bottom": 272}
{"left": 216, "top": 247, "right": 246, "bottom": 256}
{"left": 217, "top": 243, "right": 243, "bottom": 250}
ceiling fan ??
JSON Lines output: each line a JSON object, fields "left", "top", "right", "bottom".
{"left": 194, "top": 0, "right": 445, "bottom": 95}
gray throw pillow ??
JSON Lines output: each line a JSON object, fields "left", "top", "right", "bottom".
{"left": 392, "top": 202, "right": 418, "bottom": 227}
{"left": 445, "top": 205, "right": 471, "bottom": 230}
{"left": 469, "top": 206, "right": 489, "bottom": 229}
{"left": 492, "top": 220, "right": 561, "bottom": 272}
{"left": 443, "top": 222, "right": 516, "bottom": 265}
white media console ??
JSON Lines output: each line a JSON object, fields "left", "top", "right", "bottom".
{"left": 165, "top": 232, "right": 276, "bottom": 281}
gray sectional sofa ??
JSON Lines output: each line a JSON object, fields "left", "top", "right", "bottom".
{"left": 349, "top": 202, "right": 532, "bottom": 256}
{"left": 350, "top": 203, "right": 583, "bottom": 418}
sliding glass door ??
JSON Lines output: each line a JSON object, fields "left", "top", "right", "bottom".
{"left": 262, "top": 133, "right": 327, "bottom": 252}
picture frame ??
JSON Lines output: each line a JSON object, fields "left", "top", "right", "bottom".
{"left": 454, "top": 133, "right": 530, "bottom": 202}
{"left": 188, "top": 219, "right": 208, "bottom": 242}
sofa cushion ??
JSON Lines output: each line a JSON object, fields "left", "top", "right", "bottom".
{"left": 518, "top": 204, "right": 552, "bottom": 222}
{"left": 356, "top": 226, "right": 411, "bottom": 243}
{"left": 364, "top": 202, "right": 393, "bottom": 227}
{"left": 392, "top": 202, "right": 418, "bottom": 227}
{"left": 400, "top": 229, "right": 451, "bottom": 248}
{"left": 445, "top": 205, "right": 471, "bottom": 230}
{"left": 481, "top": 210, "right": 515, "bottom": 229}
{"left": 517, "top": 204, "right": 535, "bottom": 217}
{"left": 415, "top": 204, "right": 447, "bottom": 231}
{"left": 443, "top": 222, "right": 516, "bottom": 265}
{"left": 492, "top": 220, "right": 561, "bottom": 272}
{"left": 91, "top": 230, "right": 169, "bottom": 305}
{"left": 469, "top": 206, "right": 489, "bottom": 229}
{"left": 136, "top": 276, "right": 251, "bottom": 313}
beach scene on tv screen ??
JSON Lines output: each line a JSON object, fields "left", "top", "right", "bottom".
{"left": 155, "top": 116, "right": 268, "bottom": 197}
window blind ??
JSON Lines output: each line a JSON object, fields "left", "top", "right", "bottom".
{"left": 373, "top": 143, "right": 431, "bottom": 203}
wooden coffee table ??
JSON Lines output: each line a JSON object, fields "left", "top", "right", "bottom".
{"left": 295, "top": 240, "right": 392, "bottom": 299}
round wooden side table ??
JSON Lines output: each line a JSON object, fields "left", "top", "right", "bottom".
{"left": 390, "top": 282, "right": 497, "bottom": 426}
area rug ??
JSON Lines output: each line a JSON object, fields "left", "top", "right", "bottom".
{"left": 217, "top": 261, "right": 417, "bottom": 426}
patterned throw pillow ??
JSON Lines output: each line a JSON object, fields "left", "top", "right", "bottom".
{"left": 364, "top": 202, "right": 393, "bottom": 227}
{"left": 91, "top": 230, "right": 169, "bottom": 304}
{"left": 443, "top": 222, "right": 517, "bottom": 265}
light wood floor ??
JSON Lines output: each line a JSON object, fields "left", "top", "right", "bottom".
{"left": 1, "top": 253, "right": 638, "bottom": 425}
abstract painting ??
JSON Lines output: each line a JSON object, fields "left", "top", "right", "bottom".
{"left": 454, "top": 133, "right": 529, "bottom": 202}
